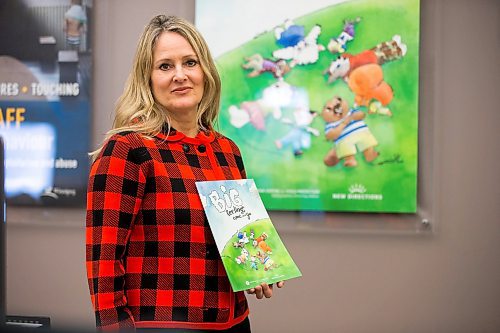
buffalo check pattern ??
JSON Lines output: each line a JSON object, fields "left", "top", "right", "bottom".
{"left": 86, "top": 129, "right": 249, "bottom": 330}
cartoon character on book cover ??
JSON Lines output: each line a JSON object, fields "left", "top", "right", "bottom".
{"left": 196, "top": 179, "right": 302, "bottom": 291}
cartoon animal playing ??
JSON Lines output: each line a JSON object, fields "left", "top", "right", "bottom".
{"left": 233, "top": 241, "right": 244, "bottom": 249}
{"left": 236, "top": 231, "right": 250, "bottom": 246}
{"left": 273, "top": 24, "right": 325, "bottom": 67}
{"left": 250, "top": 256, "right": 259, "bottom": 270}
{"left": 321, "top": 96, "right": 379, "bottom": 167}
{"left": 256, "top": 251, "right": 277, "bottom": 271}
{"left": 324, "top": 35, "right": 407, "bottom": 116}
{"left": 324, "top": 35, "right": 407, "bottom": 83}
{"left": 327, "top": 17, "right": 361, "bottom": 54}
{"left": 228, "top": 81, "right": 307, "bottom": 131}
{"left": 348, "top": 63, "right": 394, "bottom": 116}
{"left": 275, "top": 107, "right": 319, "bottom": 156}
{"left": 235, "top": 248, "right": 249, "bottom": 265}
{"left": 242, "top": 53, "right": 290, "bottom": 79}
{"left": 252, "top": 232, "right": 273, "bottom": 254}
{"left": 274, "top": 19, "right": 305, "bottom": 48}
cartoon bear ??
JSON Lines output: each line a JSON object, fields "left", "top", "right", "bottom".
{"left": 321, "top": 96, "right": 379, "bottom": 167}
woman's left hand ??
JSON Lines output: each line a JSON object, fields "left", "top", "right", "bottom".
{"left": 246, "top": 281, "right": 285, "bottom": 299}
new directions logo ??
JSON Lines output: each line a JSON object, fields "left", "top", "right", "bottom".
{"left": 332, "top": 183, "right": 383, "bottom": 201}
{"left": 348, "top": 183, "right": 366, "bottom": 194}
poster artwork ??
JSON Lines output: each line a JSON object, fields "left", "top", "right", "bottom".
{"left": 196, "top": 0, "right": 420, "bottom": 213}
{"left": 0, "top": 0, "right": 93, "bottom": 206}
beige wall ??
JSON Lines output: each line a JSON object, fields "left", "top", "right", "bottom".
{"left": 6, "top": 0, "right": 500, "bottom": 332}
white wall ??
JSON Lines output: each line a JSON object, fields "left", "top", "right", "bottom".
{"left": 6, "top": 0, "right": 500, "bottom": 332}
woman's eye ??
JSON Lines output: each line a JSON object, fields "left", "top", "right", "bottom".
{"left": 159, "top": 63, "right": 172, "bottom": 70}
{"left": 186, "top": 59, "right": 198, "bottom": 67}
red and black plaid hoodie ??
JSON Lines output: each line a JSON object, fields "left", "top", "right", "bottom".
{"left": 86, "top": 128, "right": 249, "bottom": 330}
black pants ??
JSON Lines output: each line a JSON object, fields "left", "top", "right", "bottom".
{"left": 135, "top": 316, "right": 251, "bottom": 333}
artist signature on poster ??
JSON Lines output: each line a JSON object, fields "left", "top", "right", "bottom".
{"left": 377, "top": 153, "right": 403, "bottom": 165}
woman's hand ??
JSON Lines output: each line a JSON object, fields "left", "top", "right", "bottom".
{"left": 246, "top": 281, "right": 285, "bottom": 299}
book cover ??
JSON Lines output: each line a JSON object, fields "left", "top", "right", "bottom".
{"left": 195, "top": 179, "right": 302, "bottom": 292}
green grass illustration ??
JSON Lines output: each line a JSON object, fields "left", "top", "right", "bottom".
{"left": 221, "top": 218, "right": 302, "bottom": 291}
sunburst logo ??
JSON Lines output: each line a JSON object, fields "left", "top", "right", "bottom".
{"left": 348, "top": 184, "right": 366, "bottom": 194}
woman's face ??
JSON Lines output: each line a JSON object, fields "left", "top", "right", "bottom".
{"left": 151, "top": 31, "right": 204, "bottom": 118}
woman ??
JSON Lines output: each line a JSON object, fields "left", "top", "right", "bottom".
{"left": 86, "top": 15, "right": 283, "bottom": 332}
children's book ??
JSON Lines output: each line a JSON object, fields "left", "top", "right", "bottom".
{"left": 195, "top": 179, "right": 302, "bottom": 292}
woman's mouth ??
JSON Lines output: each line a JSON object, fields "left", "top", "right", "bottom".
{"left": 172, "top": 86, "right": 192, "bottom": 93}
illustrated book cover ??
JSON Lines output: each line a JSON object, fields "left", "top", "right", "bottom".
{"left": 195, "top": 179, "right": 302, "bottom": 291}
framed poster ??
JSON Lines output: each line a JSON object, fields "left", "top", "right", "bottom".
{"left": 196, "top": 0, "right": 420, "bottom": 213}
{"left": 0, "top": 0, "right": 92, "bottom": 206}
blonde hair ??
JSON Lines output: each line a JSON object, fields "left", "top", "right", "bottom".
{"left": 91, "top": 15, "right": 221, "bottom": 159}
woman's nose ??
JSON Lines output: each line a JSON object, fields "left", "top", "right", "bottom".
{"left": 173, "top": 66, "right": 187, "bottom": 81}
